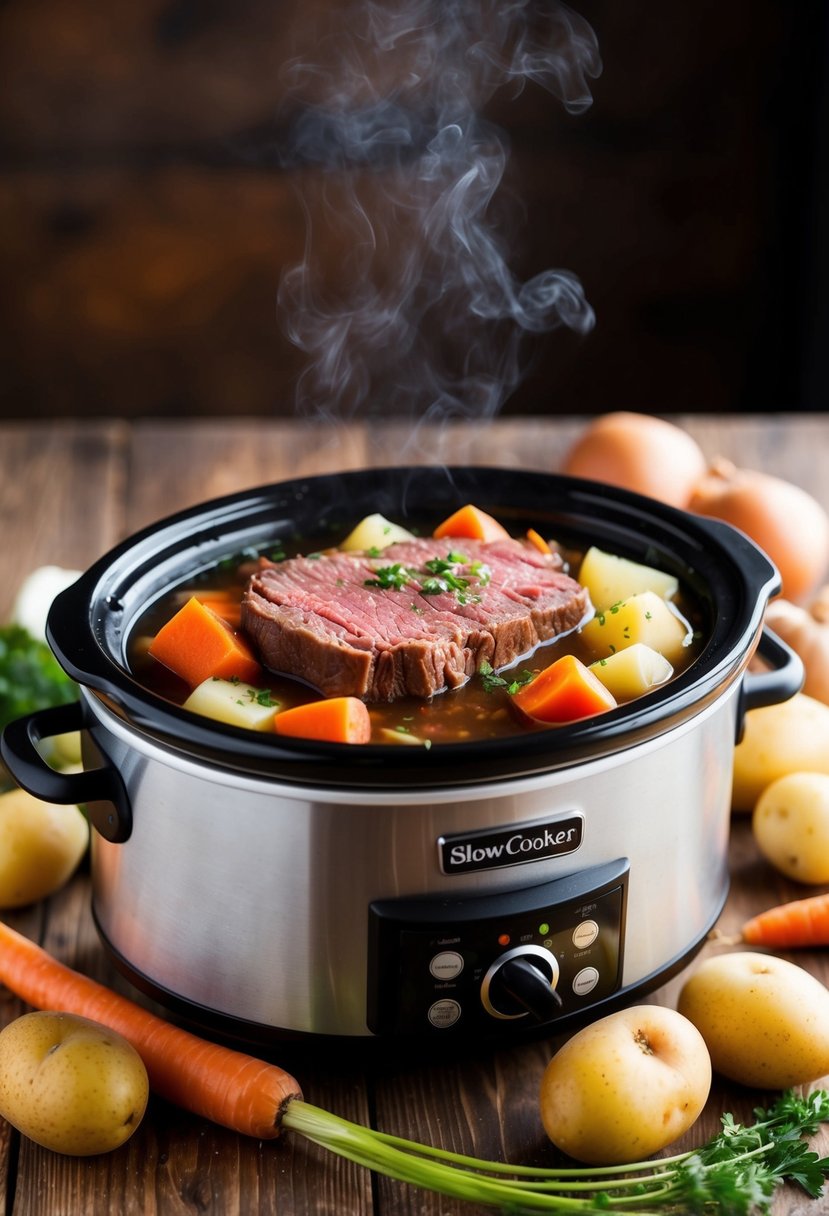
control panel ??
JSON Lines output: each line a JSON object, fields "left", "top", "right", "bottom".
{"left": 367, "top": 858, "right": 628, "bottom": 1037}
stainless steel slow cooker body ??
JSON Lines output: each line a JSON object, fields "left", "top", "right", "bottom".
{"left": 1, "top": 467, "right": 802, "bottom": 1046}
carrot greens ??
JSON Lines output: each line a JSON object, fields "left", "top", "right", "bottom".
{"left": 281, "top": 1089, "right": 829, "bottom": 1214}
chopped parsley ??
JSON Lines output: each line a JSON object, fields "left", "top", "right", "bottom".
{"left": 364, "top": 563, "right": 413, "bottom": 591}
{"left": 594, "top": 601, "right": 623, "bottom": 627}
{"left": 246, "top": 687, "right": 278, "bottom": 708}
{"left": 365, "top": 553, "right": 491, "bottom": 606}
{"left": 478, "top": 661, "right": 535, "bottom": 696}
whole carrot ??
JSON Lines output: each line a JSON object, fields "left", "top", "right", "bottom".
{"left": 0, "top": 920, "right": 302, "bottom": 1139}
{"left": 739, "top": 892, "right": 829, "bottom": 949}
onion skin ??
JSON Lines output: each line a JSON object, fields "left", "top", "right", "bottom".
{"left": 688, "top": 459, "right": 829, "bottom": 603}
{"left": 765, "top": 594, "right": 829, "bottom": 704}
{"left": 562, "top": 412, "right": 707, "bottom": 509}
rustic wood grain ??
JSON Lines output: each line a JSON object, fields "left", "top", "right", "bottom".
{"left": 0, "top": 1, "right": 813, "bottom": 420}
{"left": 0, "top": 422, "right": 127, "bottom": 621}
{"left": 0, "top": 415, "right": 827, "bottom": 1214}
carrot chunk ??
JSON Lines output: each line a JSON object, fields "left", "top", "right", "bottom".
{"left": 148, "top": 597, "right": 261, "bottom": 688}
{"left": 193, "top": 594, "right": 242, "bottom": 627}
{"left": 432, "top": 504, "right": 510, "bottom": 542}
{"left": 512, "top": 653, "right": 617, "bottom": 724}
{"left": 273, "top": 696, "right": 372, "bottom": 744}
{"left": 526, "top": 527, "right": 552, "bottom": 555}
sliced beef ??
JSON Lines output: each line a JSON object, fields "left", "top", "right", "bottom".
{"left": 241, "top": 536, "right": 592, "bottom": 702}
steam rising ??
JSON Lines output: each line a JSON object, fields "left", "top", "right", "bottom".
{"left": 276, "top": 1, "right": 600, "bottom": 426}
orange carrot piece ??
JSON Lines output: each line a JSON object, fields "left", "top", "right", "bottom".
{"left": 148, "top": 597, "right": 261, "bottom": 687}
{"left": 0, "top": 920, "right": 302, "bottom": 1138}
{"left": 740, "top": 892, "right": 829, "bottom": 948}
{"left": 526, "top": 527, "right": 552, "bottom": 555}
{"left": 512, "top": 653, "right": 618, "bottom": 724}
{"left": 193, "top": 594, "right": 242, "bottom": 628}
{"left": 273, "top": 696, "right": 371, "bottom": 744}
{"left": 432, "top": 504, "right": 510, "bottom": 542}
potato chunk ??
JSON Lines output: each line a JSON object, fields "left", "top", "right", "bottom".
{"left": 581, "top": 591, "right": 692, "bottom": 666}
{"left": 183, "top": 677, "right": 279, "bottom": 731}
{"left": 340, "top": 513, "right": 415, "bottom": 553}
{"left": 589, "top": 643, "right": 673, "bottom": 701}
{"left": 579, "top": 546, "right": 678, "bottom": 611}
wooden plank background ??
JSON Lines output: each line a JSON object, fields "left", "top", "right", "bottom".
{"left": 2, "top": 1, "right": 826, "bottom": 420}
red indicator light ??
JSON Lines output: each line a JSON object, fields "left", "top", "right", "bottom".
{"left": 497, "top": 933, "right": 511, "bottom": 947}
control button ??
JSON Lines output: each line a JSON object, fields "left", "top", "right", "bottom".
{"left": 428, "top": 999, "right": 462, "bottom": 1028}
{"left": 572, "top": 966, "right": 600, "bottom": 996}
{"left": 429, "top": 950, "right": 464, "bottom": 981}
{"left": 572, "top": 919, "right": 599, "bottom": 950}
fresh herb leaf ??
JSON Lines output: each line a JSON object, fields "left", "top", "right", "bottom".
{"left": 421, "top": 554, "right": 487, "bottom": 604}
{"left": 245, "top": 687, "right": 278, "bottom": 708}
{"left": 364, "top": 564, "right": 414, "bottom": 591}
{"left": 365, "top": 553, "right": 490, "bottom": 606}
{"left": 468, "top": 559, "right": 492, "bottom": 586}
{"left": 0, "top": 625, "right": 77, "bottom": 733}
{"left": 479, "top": 661, "right": 535, "bottom": 695}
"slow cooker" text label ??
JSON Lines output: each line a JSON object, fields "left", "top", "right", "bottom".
{"left": 438, "top": 814, "right": 584, "bottom": 875}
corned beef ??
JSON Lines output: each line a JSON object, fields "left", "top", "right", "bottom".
{"left": 241, "top": 536, "right": 592, "bottom": 702}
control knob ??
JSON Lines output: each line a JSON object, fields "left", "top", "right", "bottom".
{"left": 481, "top": 945, "right": 562, "bottom": 1023}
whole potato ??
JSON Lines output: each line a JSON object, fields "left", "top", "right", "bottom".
{"left": 539, "top": 1005, "right": 711, "bottom": 1164}
{"left": 0, "top": 1011, "right": 149, "bottom": 1155}
{"left": 731, "top": 693, "right": 829, "bottom": 812}
{"left": 677, "top": 952, "right": 829, "bottom": 1088}
{"left": 0, "top": 788, "right": 88, "bottom": 908}
{"left": 752, "top": 771, "right": 829, "bottom": 883}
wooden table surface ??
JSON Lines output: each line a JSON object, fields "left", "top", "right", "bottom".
{"left": 0, "top": 413, "right": 827, "bottom": 1215}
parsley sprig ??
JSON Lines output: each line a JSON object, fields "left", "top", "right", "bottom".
{"left": 283, "top": 1089, "right": 829, "bottom": 1213}
{"left": 478, "top": 660, "right": 535, "bottom": 695}
{"left": 363, "top": 563, "right": 412, "bottom": 591}
{"left": 364, "top": 552, "right": 492, "bottom": 605}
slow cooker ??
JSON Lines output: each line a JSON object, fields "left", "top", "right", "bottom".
{"left": 1, "top": 466, "right": 802, "bottom": 1047}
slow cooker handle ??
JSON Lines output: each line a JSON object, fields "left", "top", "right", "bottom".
{"left": 0, "top": 702, "right": 132, "bottom": 844}
{"left": 741, "top": 626, "right": 804, "bottom": 715}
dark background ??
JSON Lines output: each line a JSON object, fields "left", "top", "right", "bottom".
{"left": 1, "top": 1, "right": 827, "bottom": 420}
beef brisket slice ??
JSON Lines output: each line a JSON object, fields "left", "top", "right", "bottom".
{"left": 241, "top": 536, "right": 591, "bottom": 701}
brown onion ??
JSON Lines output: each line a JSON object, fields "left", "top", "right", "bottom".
{"left": 689, "top": 458, "right": 829, "bottom": 603}
{"left": 562, "top": 412, "right": 707, "bottom": 509}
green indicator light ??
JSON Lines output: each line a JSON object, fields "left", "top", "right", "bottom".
{"left": 538, "top": 922, "right": 550, "bottom": 936}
